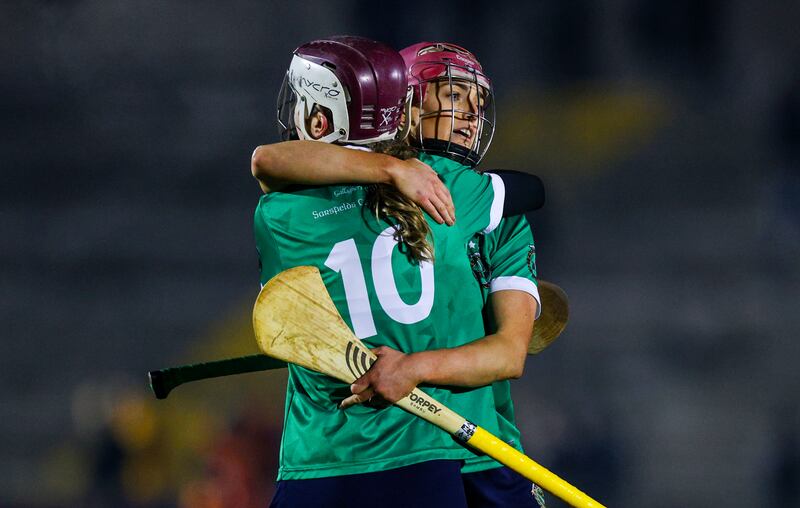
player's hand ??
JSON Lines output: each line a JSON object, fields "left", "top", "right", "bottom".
{"left": 339, "top": 346, "right": 421, "bottom": 409}
{"left": 387, "top": 159, "right": 455, "bottom": 226}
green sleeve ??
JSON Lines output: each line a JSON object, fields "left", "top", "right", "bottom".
{"left": 483, "top": 215, "right": 541, "bottom": 315}
{"left": 440, "top": 169, "right": 505, "bottom": 238}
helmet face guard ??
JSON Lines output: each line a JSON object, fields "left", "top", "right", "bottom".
{"left": 402, "top": 43, "right": 496, "bottom": 167}
{"left": 276, "top": 74, "right": 299, "bottom": 141}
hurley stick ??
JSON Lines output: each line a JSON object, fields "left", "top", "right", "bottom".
{"left": 148, "top": 279, "right": 567, "bottom": 399}
{"left": 148, "top": 354, "right": 286, "bottom": 399}
{"left": 530, "top": 280, "right": 569, "bottom": 354}
{"left": 253, "top": 266, "right": 603, "bottom": 508}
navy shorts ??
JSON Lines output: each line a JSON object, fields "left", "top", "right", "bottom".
{"left": 462, "top": 466, "right": 543, "bottom": 508}
{"left": 269, "top": 460, "right": 468, "bottom": 508}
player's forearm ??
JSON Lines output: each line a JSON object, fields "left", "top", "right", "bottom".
{"left": 251, "top": 141, "right": 395, "bottom": 191}
{"left": 410, "top": 290, "right": 536, "bottom": 387}
{"left": 343, "top": 293, "right": 535, "bottom": 406}
{"left": 410, "top": 332, "right": 530, "bottom": 387}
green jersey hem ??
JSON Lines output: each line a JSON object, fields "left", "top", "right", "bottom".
{"left": 461, "top": 458, "right": 504, "bottom": 474}
{"left": 277, "top": 448, "right": 473, "bottom": 480}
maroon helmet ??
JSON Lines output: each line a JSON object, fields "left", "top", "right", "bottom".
{"left": 400, "top": 42, "right": 495, "bottom": 166}
{"left": 277, "top": 36, "right": 409, "bottom": 145}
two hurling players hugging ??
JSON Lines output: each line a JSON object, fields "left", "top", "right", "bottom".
{"left": 252, "top": 36, "right": 547, "bottom": 508}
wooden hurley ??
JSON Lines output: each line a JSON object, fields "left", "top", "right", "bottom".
{"left": 529, "top": 280, "right": 569, "bottom": 354}
{"left": 253, "top": 266, "right": 603, "bottom": 508}
{"left": 148, "top": 276, "right": 568, "bottom": 399}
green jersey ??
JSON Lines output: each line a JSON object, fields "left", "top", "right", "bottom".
{"left": 462, "top": 213, "right": 540, "bottom": 474}
{"left": 254, "top": 152, "right": 507, "bottom": 480}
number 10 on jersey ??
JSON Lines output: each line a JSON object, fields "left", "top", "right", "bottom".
{"left": 324, "top": 226, "right": 435, "bottom": 339}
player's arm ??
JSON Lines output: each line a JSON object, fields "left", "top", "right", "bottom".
{"left": 251, "top": 141, "right": 455, "bottom": 225}
{"left": 440, "top": 168, "right": 544, "bottom": 242}
{"left": 341, "top": 290, "right": 536, "bottom": 406}
{"left": 415, "top": 289, "right": 536, "bottom": 384}
{"left": 485, "top": 170, "right": 545, "bottom": 217}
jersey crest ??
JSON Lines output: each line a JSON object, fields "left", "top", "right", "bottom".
{"left": 526, "top": 244, "right": 537, "bottom": 278}
{"left": 467, "top": 235, "right": 492, "bottom": 288}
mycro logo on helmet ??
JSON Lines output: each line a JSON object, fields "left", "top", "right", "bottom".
{"left": 408, "top": 392, "right": 442, "bottom": 415}
{"left": 298, "top": 76, "right": 341, "bottom": 100}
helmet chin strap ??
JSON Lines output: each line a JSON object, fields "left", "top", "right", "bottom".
{"left": 416, "top": 138, "right": 481, "bottom": 167}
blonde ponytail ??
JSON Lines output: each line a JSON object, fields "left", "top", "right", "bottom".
{"left": 366, "top": 141, "right": 434, "bottom": 263}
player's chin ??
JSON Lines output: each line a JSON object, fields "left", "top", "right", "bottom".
{"left": 444, "top": 132, "right": 469, "bottom": 148}
{"left": 454, "top": 137, "right": 475, "bottom": 150}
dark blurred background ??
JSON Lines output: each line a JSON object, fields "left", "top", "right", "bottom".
{"left": 2, "top": 1, "right": 799, "bottom": 507}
